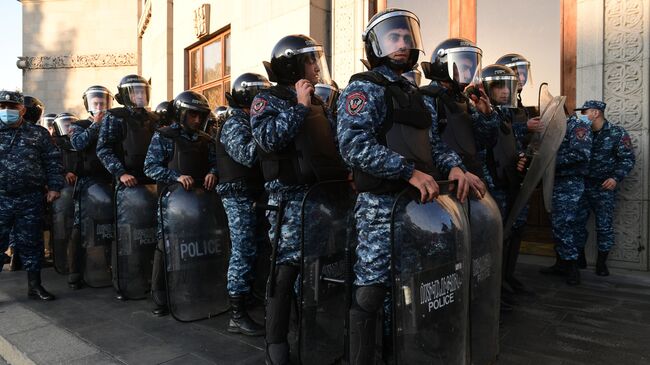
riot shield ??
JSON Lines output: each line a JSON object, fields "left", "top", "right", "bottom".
{"left": 160, "top": 184, "right": 231, "bottom": 322}
{"left": 79, "top": 181, "right": 114, "bottom": 288}
{"left": 504, "top": 95, "right": 567, "bottom": 237}
{"left": 391, "top": 186, "right": 471, "bottom": 365}
{"left": 51, "top": 185, "right": 75, "bottom": 274}
{"left": 252, "top": 192, "right": 272, "bottom": 301}
{"left": 468, "top": 193, "right": 503, "bottom": 365}
{"left": 113, "top": 183, "right": 158, "bottom": 299}
{"left": 298, "top": 181, "right": 356, "bottom": 365}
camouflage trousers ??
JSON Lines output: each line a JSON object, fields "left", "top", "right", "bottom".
{"left": 266, "top": 190, "right": 307, "bottom": 266}
{"left": 490, "top": 187, "right": 529, "bottom": 231}
{"left": 0, "top": 191, "right": 45, "bottom": 272}
{"left": 222, "top": 195, "right": 259, "bottom": 295}
{"left": 551, "top": 176, "right": 588, "bottom": 260}
{"left": 579, "top": 179, "right": 617, "bottom": 252}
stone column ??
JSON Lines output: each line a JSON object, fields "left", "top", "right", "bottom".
{"left": 331, "top": 0, "right": 371, "bottom": 86}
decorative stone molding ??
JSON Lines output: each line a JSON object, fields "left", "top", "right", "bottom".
{"left": 610, "top": 200, "right": 645, "bottom": 263}
{"left": 138, "top": 0, "right": 153, "bottom": 38}
{"left": 194, "top": 4, "right": 210, "bottom": 39}
{"left": 19, "top": 53, "right": 137, "bottom": 70}
{"left": 617, "top": 130, "right": 645, "bottom": 201}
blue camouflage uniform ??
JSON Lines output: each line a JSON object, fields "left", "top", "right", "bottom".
{"left": 250, "top": 89, "right": 336, "bottom": 266}
{"left": 552, "top": 115, "right": 592, "bottom": 260}
{"left": 337, "top": 65, "right": 465, "bottom": 287}
{"left": 0, "top": 121, "right": 64, "bottom": 271}
{"left": 217, "top": 107, "right": 264, "bottom": 295}
{"left": 69, "top": 118, "right": 102, "bottom": 226}
{"left": 580, "top": 120, "right": 635, "bottom": 252}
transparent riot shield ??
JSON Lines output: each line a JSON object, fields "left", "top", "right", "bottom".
{"left": 160, "top": 184, "right": 231, "bottom": 322}
{"left": 391, "top": 185, "right": 471, "bottom": 365}
{"left": 468, "top": 193, "right": 503, "bottom": 365}
{"left": 51, "top": 185, "right": 75, "bottom": 274}
{"left": 79, "top": 181, "right": 113, "bottom": 288}
{"left": 113, "top": 183, "right": 158, "bottom": 299}
{"left": 298, "top": 180, "right": 356, "bottom": 365}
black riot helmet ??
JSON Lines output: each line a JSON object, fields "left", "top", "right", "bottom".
{"left": 362, "top": 8, "right": 424, "bottom": 71}
{"left": 114, "top": 74, "right": 150, "bottom": 109}
{"left": 23, "top": 96, "right": 45, "bottom": 124}
{"left": 82, "top": 85, "right": 113, "bottom": 116}
{"left": 214, "top": 105, "right": 228, "bottom": 126}
{"left": 314, "top": 80, "right": 340, "bottom": 111}
{"left": 53, "top": 112, "right": 78, "bottom": 137}
{"left": 172, "top": 91, "right": 211, "bottom": 132}
{"left": 263, "top": 34, "right": 332, "bottom": 85}
{"left": 154, "top": 101, "right": 172, "bottom": 126}
{"left": 422, "top": 38, "right": 482, "bottom": 89}
{"left": 42, "top": 113, "right": 57, "bottom": 130}
{"left": 495, "top": 53, "right": 531, "bottom": 92}
{"left": 481, "top": 64, "right": 519, "bottom": 108}
{"left": 226, "top": 73, "right": 272, "bottom": 109}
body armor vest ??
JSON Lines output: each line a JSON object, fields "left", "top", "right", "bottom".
{"left": 257, "top": 85, "right": 347, "bottom": 185}
{"left": 486, "top": 109, "right": 520, "bottom": 190}
{"left": 74, "top": 119, "right": 111, "bottom": 181}
{"left": 350, "top": 71, "right": 440, "bottom": 194}
{"left": 53, "top": 136, "right": 79, "bottom": 174}
{"left": 215, "top": 118, "right": 263, "bottom": 186}
{"left": 158, "top": 127, "right": 211, "bottom": 182}
{"left": 112, "top": 108, "right": 158, "bottom": 183}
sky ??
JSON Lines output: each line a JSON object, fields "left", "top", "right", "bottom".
{"left": 0, "top": 1, "right": 22, "bottom": 91}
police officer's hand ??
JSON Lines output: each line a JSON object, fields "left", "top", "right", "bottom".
{"left": 92, "top": 111, "right": 105, "bottom": 123}
{"left": 46, "top": 190, "right": 61, "bottom": 203}
{"left": 119, "top": 173, "right": 138, "bottom": 187}
{"left": 203, "top": 173, "right": 217, "bottom": 190}
{"left": 516, "top": 153, "right": 528, "bottom": 172}
{"left": 408, "top": 169, "right": 439, "bottom": 203}
{"left": 527, "top": 117, "right": 544, "bottom": 133}
{"left": 465, "top": 172, "right": 486, "bottom": 199}
{"left": 65, "top": 172, "right": 77, "bottom": 186}
{"left": 296, "top": 79, "right": 314, "bottom": 107}
{"left": 177, "top": 175, "right": 194, "bottom": 191}
{"left": 448, "top": 167, "right": 469, "bottom": 203}
{"left": 468, "top": 86, "right": 492, "bottom": 115}
{"left": 602, "top": 178, "right": 617, "bottom": 190}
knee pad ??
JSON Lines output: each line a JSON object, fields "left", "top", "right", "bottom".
{"left": 353, "top": 286, "right": 387, "bottom": 314}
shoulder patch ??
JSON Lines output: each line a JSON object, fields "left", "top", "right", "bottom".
{"left": 251, "top": 98, "right": 268, "bottom": 116}
{"left": 575, "top": 127, "right": 588, "bottom": 141}
{"left": 621, "top": 134, "right": 632, "bottom": 149}
{"left": 345, "top": 91, "right": 368, "bottom": 115}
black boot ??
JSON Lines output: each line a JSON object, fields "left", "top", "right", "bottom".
{"left": 265, "top": 265, "right": 299, "bottom": 365}
{"left": 349, "top": 286, "right": 385, "bottom": 365}
{"left": 504, "top": 231, "right": 535, "bottom": 295}
{"left": 228, "top": 295, "right": 264, "bottom": 336}
{"left": 577, "top": 247, "right": 587, "bottom": 269}
{"left": 565, "top": 260, "right": 581, "bottom": 285}
{"left": 596, "top": 251, "right": 610, "bottom": 276}
{"left": 539, "top": 256, "right": 568, "bottom": 276}
{"left": 265, "top": 342, "right": 290, "bottom": 365}
{"left": 67, "top": 227, "right": 84, "bottom": 290}
{"left": 151, "top": 305, "right": 169, "bottom": 317}
{"left": 27, "top": 271, "right": 55, "bottom": 300}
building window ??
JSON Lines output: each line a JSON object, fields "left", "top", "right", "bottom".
{"left": 188, "top": 30, "right": 231, "bottom": 110}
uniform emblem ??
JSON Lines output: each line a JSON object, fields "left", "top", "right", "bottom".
{"left": 251, "top": 98, "right": 267, "bottom": 116}
{"left": 345, "top": 92, "right": 367, "bottom": 115}
{"left": 622, "top": 134, "right": 632, "bottom": 149}
{"left": 4, "top": 94, "right": 10, "bottom": 101}
{"left": 575, "top": 127, "right": 588, "bottom": 140}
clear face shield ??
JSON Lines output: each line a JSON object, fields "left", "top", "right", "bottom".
{"left": 446, "top": 48, "right": 482, "bottom": 88}
{"left": 402, "top": 68, "right": 422, "bottom": 86}
{"left": 314, "top": 83, "right": 340, "bottom": 110}
{"left": 483, "top": 76, "right": 519, "bottom": 108}
{"left": 121, "top": 83, "right": 150, "bottom": 108}
{"left": 365, "top": 12, "right": 424, "bottom": 60}
{"left": 294, "top": 47, "right": 332, "bottom": 85}
{"left": 240, "top": 80, "right": 272, "bottom": 103}
{"left": 507, "top": 61, "right": 531, "bottom": 92}
{"left": 84, "top": 90, "right": 113, "bottom": 116}
{"left": 53, "top": 115, "right": 76, "bottom": 136}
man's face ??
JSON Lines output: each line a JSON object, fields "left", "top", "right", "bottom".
{"left": 129, "top": 87, "right": 148, "bottom": 106}
{"left": 184, "top": 110, "right": 202, "bottom": 131}
{"left": 453, "top": 57, "right": 475, "bottom": 85}
{"left": 89, "top": 96, "right": 107, "bottom": 112}
{"left": 303, "top": 56, "right": 321, "bottom": 85}
{"left": 381, "top": 28, "right": 413, "bottom": 62}
{"left": 490, "top": 84, "right": 511, "bottom": 105}
{"left": 516, "top": 68, "right": 527, "bottom": 91}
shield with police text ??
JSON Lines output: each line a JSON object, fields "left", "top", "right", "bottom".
{"left": 391, "top": 185, "right": 471, "bottom": 365}
{"left": 79, "top": 181, "right": 114, "bottom": 287}
{"left": 113, "top": 183, "right": 158, "bottom": 299}
{"left": 51, "top": 185, "right": 75, "bottom": 274}
{"left": 468, "top": 193, "right": 503, "bottom": 365}
{"left": 160, "top": 184, "right": 231, "bottom": 322}
{"left": 298, "top": 181, "right": 356, "bottom": 365}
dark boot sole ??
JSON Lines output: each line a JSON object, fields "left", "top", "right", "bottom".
{"left": 28, "top": 293, "right": 55, "bottom": 301}
{"left": 227, "top": 326, "right": 265, "bottom": 336}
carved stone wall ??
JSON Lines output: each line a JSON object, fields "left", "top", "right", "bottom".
{"left": 20, "top": 53, "right": 137, "bottom": 70}
{"left": 331, "top": 0, "right": 369, "bottom": 87}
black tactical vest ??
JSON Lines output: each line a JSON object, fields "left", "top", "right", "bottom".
{"left": 73, "top": 119, "right": 111, "bottom": 181}
{"left": 257, "top": 85, "right": 348, "bottom": 185}
{"left": 349, "top": 71, "right": 440, "bottom": 194}
{"left": 420, "top": 84, "right": 483, "bottom": 178}
{"left": 112, "top": 108, "right": 158, "bottom": 183}
{"left": 53, "top": 135, "right": 79, "bottom": 174}
{"left": 214, "top": 117, "right": 263, "bottom": 186}
{"left": 486, "top": 109, "right": 519, "bottom": 189}
{"left": 158, "top": 127, "right": 211, "bottom": 182}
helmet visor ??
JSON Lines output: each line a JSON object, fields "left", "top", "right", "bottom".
{"left": 54, "top": 116, "right": 75, "bottom": 136}
{"left": 366, "top": 12, "right": 424, "bottom": 59}
{"left": 42, "top": 115, "right": 56, "bottom": 128}
{"left": 402, "top": 69, "right": 422, "bottom": 86}
{"left": 84, "top": 90, "right": 113, "bottom": 115}
{"left": 296, "top": 48, "right": 332, "bottom": 85}
{"left": 240, "top": 80, "right": 272, "bottom": 105}
{"left": 447, "top": 48, "right": 482, "bottom": 88}
{"left": 483, "top": 76, "right": 519, "bottom": 108}
{"left": 314, "top": 83, "right": 340, "bottom": 110}
{"left": 507, "top": 61, "right": 532, "bottom": 90}
{"left": 121, "top": 83, "right": 150, "bottom": 108}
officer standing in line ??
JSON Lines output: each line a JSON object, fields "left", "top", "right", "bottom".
{"left": 143, "top": 91, "right": 217, "bottom": 316}
{"left": 52, "top": 113, "right": 80, "bottom": 188}
{"left": 251, "top": 34, "right": 347, "bottom": 364}
{"left": 23, "top": 96, "right": 45, "bottom": 125}
{"left": 216, "top": 73, "right": 271, "bottom": 336}
{"left": 0, "top": 90, "right": 63, "bottom": 300}
{"left": 540, "top": 113, "right": 592, "bottom": 285}
{"left": 66, "top": 86, "right": 114, "bottom": 289}
{"left": 337, "top": 9, "right": 468, "bottom": 363}
{"left": 575, "top": 100, "right": 635, "bottom": 276}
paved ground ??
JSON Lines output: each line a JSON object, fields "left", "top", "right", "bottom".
{"left": 1, "top": 255, "right": 649, "bottom": 364}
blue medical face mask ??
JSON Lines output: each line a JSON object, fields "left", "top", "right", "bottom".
{"left": 0, "top": 109, "right": 21, "bottom": 125}
{"left": 578, "top": 114, "right": 592, "bottom": 126}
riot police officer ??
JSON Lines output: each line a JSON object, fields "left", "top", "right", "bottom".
{"left": 251, "top": 34, "right": 348, "bottom": 364}
{"left": 42, "top": 113, "right": 57, "bottom": 135}
{"left": 216, "top": 73, "right": 271, "bottom": 336}
{"left": 144, "top": 90, "right": 217, "bottom": 316}
{"left": 0, "top": 90, "right": 63, "bottom": 300}
{"left": 52, "top": 113, "right": 79, "bottom": 188}
{"left": 23, "top": 96, "right": 45, "bottom": 125}
{"left": 154, "top": 101, "right": 172, "bottom": 127}
{"left": 337, "top": 9, "right": 468, "bottom": 363}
